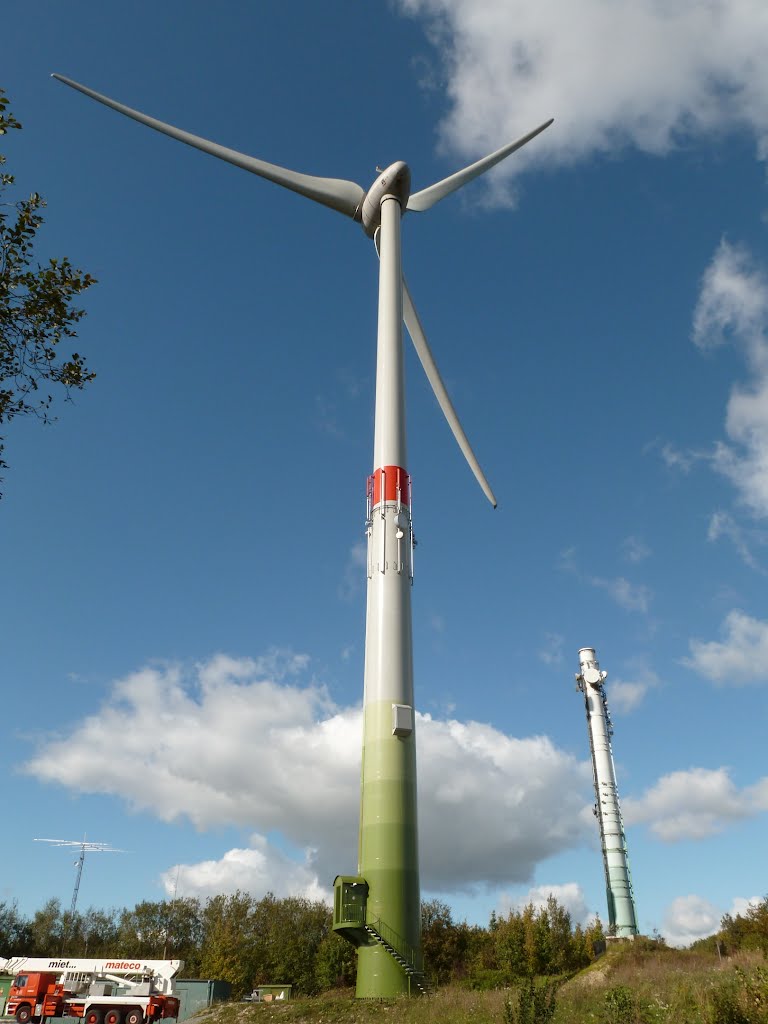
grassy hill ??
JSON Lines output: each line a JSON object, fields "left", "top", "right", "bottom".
{"left": 195, "top": 943, "right": 768, "bottom": 1024}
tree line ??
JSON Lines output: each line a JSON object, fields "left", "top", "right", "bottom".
{"left": 0, "top": 892, "right": 608, "bottom": 996}
{"left": 7, "top": 892, "right": 766, "bottom": 995}
{"left": 691, "top": 896, "right": 768, "bottom": 958}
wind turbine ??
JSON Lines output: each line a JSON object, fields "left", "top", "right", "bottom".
{"left": 52, "top": 73, "right": 552, "bottom": 997}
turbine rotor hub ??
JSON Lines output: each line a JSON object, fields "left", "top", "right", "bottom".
{"left": 360, "top": 161, "right": 411, "bottom": 237}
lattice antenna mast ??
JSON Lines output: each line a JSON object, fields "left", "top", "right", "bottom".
{"left": 575, "top": 648, "right": 639, "bottom": 939}
{"left": 34, "top": 837, "right": 125, "bottom": 920}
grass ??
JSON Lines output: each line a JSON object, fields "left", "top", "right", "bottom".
{"left": 195, "top": 946, "right": 768, "bottom": 1024}
{"left": 198, "top": 987, "right": 510, "bottom": 1024}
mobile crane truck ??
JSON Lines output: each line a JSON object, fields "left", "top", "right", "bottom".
{"left": 0, "top": 958, "right": 183, "bottom": 1024}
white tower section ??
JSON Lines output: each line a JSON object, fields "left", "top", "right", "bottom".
{"left": 576, "top": 647, "right": 638, "bottom": 938}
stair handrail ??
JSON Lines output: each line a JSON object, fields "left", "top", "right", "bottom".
{"left": 366, "top": 916, "right": 423, "bottom": 973}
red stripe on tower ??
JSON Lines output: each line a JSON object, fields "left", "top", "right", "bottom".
{"left": 368, "top": 465, "right": 411, "bottom": 507}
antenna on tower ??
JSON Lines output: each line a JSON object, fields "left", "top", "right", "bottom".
{"left": 575, "top": 648, "right": 639, "bottom": 940}
{"left": 34, "top": 836, "right": 125, "bottom": 951}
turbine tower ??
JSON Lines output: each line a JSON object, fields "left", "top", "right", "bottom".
{"left": 52, "top": 73, "right": 552, "bottom": 996}
{"left": 575, "top": 647, "right": 639, "bottom": 939}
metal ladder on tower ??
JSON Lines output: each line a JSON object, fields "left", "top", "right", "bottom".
{"left": 363, "top": 917, "right": 432, "bottom": 995}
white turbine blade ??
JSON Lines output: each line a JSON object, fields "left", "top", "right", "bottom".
{"left": 403, "top": 279, "right": 498, "bottom": 508}
{"left": 372, "top": 230, "right": 497, "bottom": 505}
{"left": 52, "top": 74, "right": 365, "bottom": 219}
{"left": 406, "top": 119, "right": 553, "bottom": 213}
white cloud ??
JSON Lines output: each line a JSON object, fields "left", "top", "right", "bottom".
{"left": 398, "top": 0, "right": 768, "bottom": 201}
{"left": 609, "top": 680, "right": 649, "bottom": 714}
{"left": 730, "top": 895, "right": 762, "bottom": 918}
{"left": 538, "top": 632, "right": 564, "bottom": 666}
{"left": 658, "top": 243, "right": 768, "bottom": 546}
{"left": 608, "top": 665, "right": 659, "bottom": 714}
{"left": 663, "top": 894, "right": 722, "bottom": 947}
{"left": 589, "top": 575, "right": 651, "bottom": 613}
{"left": 685, "top": 609, "right": 768, "bottom": 684}
{"left": 658, "top": 442, "right": 699, "bottom": 474}
{"left": 693, "top": 241, "right": 768, "bottom": 357}
{"left": 394, "top": 7, "right": 768, "bottom": 536}
{"left": 707, "top": 511, "right": 763, "bottom": 571}
{"left": 557, "top": 547, "right": 578, "bottom": 573}
{"left": 715, "top": 381, "right": 768, "bottom": 518}
{"left": 662, "top": 894, "right": 763, "bottom": 947}
{"left": 24, "top": 654, "right": 592, "bottom": 893}
{"left": 557, "top": 547, "right": 651, "bottom": 612}
{"left": 692, "top": 242, "right": 768, "bottom": 519}
{"left": 622, "top": 536, "right": 651, "bottom": 564}
{"left": 339, "top": 541, "right": 367, "bottom": 600}
{"left": 418, "top": 717, "right": 591, "bottom": 886}
{"left": 665, "top": 242, "right": 768, "bottom": 544}
{"left": 499, "top": 882, "right": 590, "bottom": 925}
{"left": 161, "top": 834, "right": 329, "bottom": 904}
{"left": 623, "top": 766, "right": 768, "bottom": 841}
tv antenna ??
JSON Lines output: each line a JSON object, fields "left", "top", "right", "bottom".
{"left": 34, "top": 837, "right": 125, "bottom": 922}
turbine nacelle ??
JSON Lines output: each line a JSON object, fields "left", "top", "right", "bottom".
{"left": 360, "top": 161, "right": 411, "bottom": 237}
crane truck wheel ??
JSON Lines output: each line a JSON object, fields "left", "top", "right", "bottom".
{"left": 124, "top": 1010, "right": 144, "bottom": 1024}
{"left": 15, "top": 1006, "right": 32, "bottom": 1024}
{"left": 85, "top": 1009, "right": 104, "bottom": 1024}
{"left": 104, "top": 1011, "right": 122, "bottom": 1024}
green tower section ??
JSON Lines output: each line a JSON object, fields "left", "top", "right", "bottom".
{"left": 333, "top": 699, "right": 424, "bottom": 997}
{"left": 359, "top": 699, "right": 421, "bottom": 996}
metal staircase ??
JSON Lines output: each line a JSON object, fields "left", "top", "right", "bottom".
{"left": 363, "top": 917, "right": 431, "bottom": 995}
{"left": 332, "top": 878, "right": 432, "bottom": 995}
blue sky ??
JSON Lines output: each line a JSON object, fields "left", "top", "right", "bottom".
{"left": 2, "top": 0, "right": 768, "bottom": 948}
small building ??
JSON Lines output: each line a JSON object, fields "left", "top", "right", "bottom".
{"left": 0, "top": 973, "right": 15, "bottom": 1016}
{"left": 247, "top": 985, "right": 292, "bottom": 1003}
{"left": 174, "top": 979, "right": 231, "bottom": 1021}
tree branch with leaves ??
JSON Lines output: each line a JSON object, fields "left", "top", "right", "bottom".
{"left": 0, "top": 87, "right": 96, "bottom": 495}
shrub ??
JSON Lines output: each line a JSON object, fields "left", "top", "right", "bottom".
{"left": 603, "top": 985, "right": 634, "bottom": 1024}
{"left": 502, "top": 978, "right": 557, "bottom": 1024}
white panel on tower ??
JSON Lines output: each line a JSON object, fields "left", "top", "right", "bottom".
{"left": 392, "top": 703, "right": 414, "bottom": 737}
